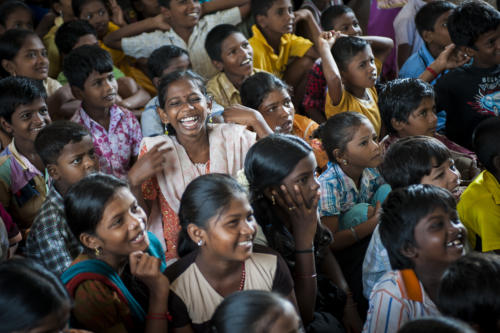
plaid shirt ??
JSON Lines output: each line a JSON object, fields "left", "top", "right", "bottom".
{"left": 302, "top": 59, "right": 327, "bottom": 112}
{"left": 26, "top": 186, "right": 82, "bottom": 276}
{"left": 318, "top": 162, "right": 384, "bottom": 218}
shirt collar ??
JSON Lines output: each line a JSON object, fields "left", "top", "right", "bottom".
{"left": 76, "top": 104, "right": 124, "bottom": 132}
{"left": 484, "top": 171, "right": 500, "bottom": 204}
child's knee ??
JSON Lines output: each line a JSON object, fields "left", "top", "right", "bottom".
{"left": 117, "top": 77, "right": 139, "bottom": 99}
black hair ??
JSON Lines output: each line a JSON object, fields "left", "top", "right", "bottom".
{"left": 34, "top": 121, "right": 90, "bottom": 166}
{"left": 158, "top": 0, "right": 172, "bottom": 9}
{"left": 211, "top": 290, "right": 295, "bottom": 333}
{"left": 205, "top": 24, "right": 242, "bottom": 62}
{"left": 177, "top": 173, "right": 247, "bottom": 257}
{"left": 437, "top": 252, "right": 500, "bottom": 332}
{"left": 64, "top": 173, "right": 128, "bottom": 251}
{"left": 320, "top": 4, "right": 354, "bottom": 31}
{"left": 63, "top": 44, "right": 113, "bottom": 89}
{"left": 332, "top": 36, "right": 370, "bottom": 71}
{"left": 240, "top": 71, "right": 289, "bottom": 110}
{"left": 0, "top": 76, "right": 47, "bottom": 123}
{"left": 0, "top": 258, "right": 70, "bottom": 333}
{"left": 55, "top": 19, "right": 97, "bottom": 56}
{"left": 147, "top": 45, "right": 189, "bottom": 79}
{"left": 380, "top": 136, "right": 451, "bottom": 189}
{"left": 379, "top": 184, "right": 457, "bottom": 270}
{"left": 0, "top": 28, "right": 39, "bottom": 78}
{"left": 415, "top": 1, "right": 456, "bottom": 38}
{"left": 313, "top": 111, "right": 368, "bottom": 163}
{"left": 472, "top": 117, "right": 500, "bottom": 173}
{"left": 379, "top": 78, "right": 435, "bottom": 136}
{"left": 251, "top": 0, "right": 279, "bottom": 20}
{"left": 398, "top": 317, "right": 475, "bottom": 333}
{"left": 72, "top": 0, "right": 107, "bottom": 18}
{"left": 447, "top": 1, "right": 500, "bottom": 48}
{"left": 0, "top": 0, "right": 32, "bottom": 28}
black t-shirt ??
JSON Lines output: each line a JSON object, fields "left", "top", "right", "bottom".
{"left": 435, "top": 63, "right": 499, "bottom": 149}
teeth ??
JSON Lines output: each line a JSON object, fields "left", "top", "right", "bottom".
{"left": 180, "top": 116, "right": 197, "bottom": 123}
{"left": 238, "top": 241, "right": 252, "bottom": 246}
{"left": 446, "top": 239, "right": 462, "bottom": 247}
{"left": 132, "top": 231, "right": 143, "bottom": 242}
{"left": 187, "top": 12, "right": 198, "bottom": 17}
{"left": 241, "top": 59, "right": 251, "bottom": 65}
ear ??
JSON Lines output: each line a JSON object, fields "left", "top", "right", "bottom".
{"left": 0, "top": 117, "right": 13, "bottom": 136}
{"left": 332, "top": 148, "right": 344, "bottom": 164}
{"left": 255, "top": 14, "right": 267, "bottom": 29}
{"left": 157, "top": 106, "right": 169, "bottom": 125}
{"left": 79, "top": 232, "right": 101, "bottom": 251}
{"left": 152, "top": 77, "right": 160, "bottom": 88}
{"left": 70, "top": 86, "right": 84, "bottom": 101}
{"left": 461, "top": 45, "right": 475, "bottom": 58}
{"left": 46, "top": 164, "right": 60, "bottom": 181}
{"left": 212, "top": 59, "right": 224, "bottom": 72}
{"left": 391, "top": 117, "right": 406, "bottom": 133}
{"left": 401, "top": 243, "right": 418, "bottom": 260}
{"left": 421, "top": 30, "right": 433, "bottom": 44}
{"left": 187, "top": 223, "right": 206, "bottom": 244}
{"left": 1, "top": 59, "right": 15, "bottom": 76}
{"left": 162, "top": 6, "right": 172, "bottom": 19}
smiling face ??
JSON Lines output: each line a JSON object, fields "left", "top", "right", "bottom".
{"left": 75, "top": 70, "right": 118, "bottom": 112}
{"left": 468, "top": 25, "right": 500, "bottom": 68}
{"left": 257, "top": 0, "right": 295, "bottom": 37}
{"left": 330, "top": 11, "right": 362, "bottom": 37}
{"left": 420, "top": 158, "right": 461, "bottom": 194}
{"left": 1, "top": 97, "right": 50, "bottom": 145}
{"left": 3, "top": 35, "right": 49, "bottom": 80}
{"left": 395, "top": 97, "right": 438, "bottom": 138}
{"left": 2, "top": 8, "right": 33, "bottom": 32}
{"left": 410, "top": 207, "right": 466, "bottom": 272}
{"left": 258, "top": 88, "right": 295, "bottom": 134}
{"left": 341, "top": 45, "right": 377, "bottom": 90}
{"left": 165, "top": 0, "right": 201, "bottom": 30}
{"left": 280, "top": 152, "right": 319, "bottom": 205}
{"left": 158, "top": 77, "right": 209, "bottom": 140}
{"left": 339, "top": 120, "right": 382, "bottom": 169}
{"left": 215, "top": 32, "right": 253, "bottom": 83}
{"left": 79, "top": 0, "right": 109, "bottom": 39}
{"left": 201, "top": 193, "right": 257, "bottom": 263}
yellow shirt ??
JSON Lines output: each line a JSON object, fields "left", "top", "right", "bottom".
{"left": 293, "top": 114, "right": 328, "bottom": 170}
{"left": 43, "top": 16, "right": 64, "bottom": 78}
{"left": 206, "top": 69, "right": 261, "bottom": 108}
{"left": 457, "top": 170, "right": 500, "bottom": 252}
{"left": 324, "top": 58, "right": 382, "bottom": 135}
{"left": 249, "top": 25, "right": 313, "bottom": 78}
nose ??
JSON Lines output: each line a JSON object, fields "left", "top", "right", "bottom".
{"left": 429, "top": 111, "right": 438, "bottom": 124}
{"left": 312, "top": 176, "right": 320, "bottom": 191}
{"left": 241, "top": 220, "right": 256, "bottom": 236}
{"left": 288, "top": 10, "right": 295, "bottom": 21}
{"left": 83, "top": 154, "right": 97, "bottom": 170}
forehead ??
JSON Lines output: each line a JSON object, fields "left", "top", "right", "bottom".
{"left": 166, "top": 78, "right": 202, "bottom": 97}
{"left": 261, "top": 88, "right": 289, "bottom": 105}
{"left": 286, "top": 152, "right": 316, "bottom": 178}
{"left": 351, "top": 120, "right": 375, "bottom": 137}
{"left": 332, "top": 11, "right": 356, "bottom": 26}
{"left": 221, "top": 32, "right": 247, "bottom": 50}
{"left": 434, "top": 10, "right": 452, "bottom": 25}
{"left": 268, "top": 0, "right": 292, "bottom": 11}
{"left": 80, "top": 0, "right": 106, "bottom": 12}
{"left": 19, "top": 35, "right": 44, "bottom": 49}
{"left": 209, "top": 193, "right": 250, "bottom": 225}
{"left": 163, "top": 54, "right": 190, "bottom": 74}
{"left": 101, "top": 187, "right": 133, "bottom": 220}
{"left": 6, "top": 7, "right": 32, "bottom": 21}
{"left": 59, "top": 135, "right": 93, "bottom": 157}
{"left": 14, "top": 97, "right": 46, "bottom": 113}
{"left": 86, "top": 70, "right": 113, "bottom": 81}
{"left": 475, "top": 26, "right": 500, "bottom": 45}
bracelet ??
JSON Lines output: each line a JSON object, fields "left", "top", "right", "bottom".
{"left": 425, "top": 66, "right": 439, "bottom": 79}
{"left": 294, "top": 273, "right": 317, "bottom": 279}
{"left": 350, "top": 227, "right": 359, "bottom": 242}
{"left": 146, "top": 312, "right": 172, "bottom": 321}
{"left": 295, "top": 246, "right": 315, "bottom": 254}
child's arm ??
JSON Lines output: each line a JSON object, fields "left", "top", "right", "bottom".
{"left": 201, "top": 0, "right": 250, "bottom": 18}
{"left": 294, "top": 9, "right": 321, "bottom": 59}
{"left": 419, "top": 44, "right": 470, "bottom": 83}
{"left": 103, "top": 12, "right": 171, "bottom": 50}
{"left": 222, "top": 105, "right": 273, "bottom": 138}
{"left": 397, "top": 43, "right": 412, "bottom": 69}
{"left": 116, "top": 77, "right": 151, "bottom": 110}
{"left": 359, "top": 35, "right": 394, "bottom": 65}
{"left": 318, "top": 31, "right": 343, "bottom": 106}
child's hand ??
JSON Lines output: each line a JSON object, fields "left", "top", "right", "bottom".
{"left": 434, "top": 43, "right": 470, "bottom": 72}
{"left": 222, "top": 105, "right": 273, "bottom": 138}
{"left": 343, "top": 300, "right": 363, "bottom": 333}
{"left": 293, "top": 9, "right": 310, "bottom": 24}
{"left": 128, "top": 142, "right": 170, "bottom": 187}
{"left": 108, "top": 0, "right": 126, "bottom": 27}
{"left": 152, "top": 11, "right": 172, "bottom": 31}
{"left": 129, "top": 251, "right": 170, "bottom": 293}
{"left": 366, "top": 201, "right": 381, "bottom": 228}
{"left": 318, "top": 30, "right": 340, "bottom": 50}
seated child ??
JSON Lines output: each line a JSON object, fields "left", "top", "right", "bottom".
{"left": 0, "top": 77, "right": 51, "bottom": 241}
{"left": 26, "top": 121, "right": 98, "bottom": 276}
{"left": 63, "top": 44, "right": 153, "bottom": 182}
{"left": 300, "top": 0, "right": 342, "bottom": 25}
{"left": 362, "top": 136, "right": 461, "bottom": 299}
{"left": 73, "top": 0, "right": 156, "bottom": 94}
{"left": 0, "top": 0, "right": 34, "bottom": 34}
{"left": 398, "top": 317, "right": 475, "bottom": 333}
{"left": 51, "top": 19, "right": 150, "bottom": 120}
{"left": 303, "top": 4, "right": 393, "bottom": 123}
{"left": 240, "top": 71, "right": 328, "bottom": 170}
{"left": 249, "top": 0, "right": 321, "bottom": 104}
{"left": 435, "top": 1, "right": 500, "bottom": 149}
{"left": 103, "top": 0, "right": 251, "bottom": 79}
{"left": 318, "top": 32, "right": 382, "bottom": 135}
{"left": 315, "top": 111, "right": 390, "bottom": 312}
{"left": 458, "top": 117, "right": 500, "bottom": 252}
{"left": 205, "top": 24, "right": 260, "bottom": 108}
{"left": 364, "top": 184, "right": 466, "bottom": 332}
{"left": 438, "top": 252, "right": 500, "bottom": 332}
{"left": 143, "top": 45, "right": 191, "bottom": 137}
{"left": 379, "top": 78, "right": 479, "bottom": 183}
{"left": 0, "top": 29, "right": 62, "bottom": 96}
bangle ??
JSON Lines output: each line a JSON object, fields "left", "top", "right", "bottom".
{"left": 147, "top": 312, "right": 172, "bottom": 321}
{"left": 350, "top": 227, "right": 359, "bottom": 242}
{"left": 425, "top": 66, "right": 439, "bottom": 79}
{"left": 295, "top": 273, "right": 317, "bottom": 279}
{"left": 295, "top": 246, "right": 315, "bottom": 254}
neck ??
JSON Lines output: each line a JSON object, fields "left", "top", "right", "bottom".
{"left": 427, "top": 43, "right": 444, "bottom": 59}
{"left": 344, "top": 83, "right": 369, "bottom": 100}
{"left": 14, "top": 139, "right": 44, "bottom": 172}
{"left": 95, "top": 252, "right": 128, "bottom": 274}
{"left": 225, "top": 70, "right": 251, "bottom": 91}
{"left": 340, "top": 164, "right": 364, "bottom": 188}
{"left": 196, "top": 250, "right": 243, "bottom": 280}
{"left": 259, "top": 26, "right": 281, "bottom": 54}
{"left": 82, "top": 103, "right": 111, "bottom": 128}
{"left": 54, "top": 182, "right": 68, "bottom": 197}
{"left": 171, "top": 23, "right": 194, "bottom": 44}
{"left": 176, "top": 127, "right": 210, "bottom": 164}
{"left": 414, "top": 265, "right": 447, "bottom": 303}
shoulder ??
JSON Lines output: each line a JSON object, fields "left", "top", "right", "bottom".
{"left": 165, "top": 249, "right": 198, "bottom": 283}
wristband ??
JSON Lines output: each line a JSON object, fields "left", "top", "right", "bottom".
{"left": 425, "top": 66, "right": 439, "bottom": 79}
{"left": 295, "top": 246, "right": 315, "bottom": 254}
{"left": 294, "top": 273, "right": 317, "bottom": 279}
{"left": 350, "top": 227, "right": 359, "bottom": 242}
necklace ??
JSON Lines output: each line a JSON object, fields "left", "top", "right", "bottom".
{"left": 239, "top": 262, "right": 246, "bottom": 291}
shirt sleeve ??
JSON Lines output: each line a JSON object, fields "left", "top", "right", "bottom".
{"left": 127, "top": 111, "right": 143, "bottom": 157}
{"left": 204, "top": 6, "right": 242, "bottom": 27}
{"left": 122, "top": 30, "right": 170, "bottom": 59}
{"left": 289, "top": 34, "right": 314, "bottom": 58}
{"left": 303, "top": 60, "right": 327, "bottom": 110}
{"left": 318, "top": 177, "right": 341, "bottom": 217}
{"left": 271, "top": 252, "right": 294, "bottom": 296}
{"left": 363, "top": 285, "right": 409, "bottom": 333}
{"left": 393, "top": 10, "right": 414, "bottom": 47}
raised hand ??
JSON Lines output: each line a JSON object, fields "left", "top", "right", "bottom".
{"left": 152, "top": 11, "right": 171, "bottom": 31}
{"left": 318, "top": 30, "right": 341, "bottom": 50}
{"left": 128, "top": 142, "right": 170, "bottom": 187}
{"left": 129, "top": 251, "right": 169, "bottom": 292}
{"left": 434, "top": 43, "right": 470, "bottom": 71}
{"left": 108, "top": 0, "right": 126, "bottom": 27}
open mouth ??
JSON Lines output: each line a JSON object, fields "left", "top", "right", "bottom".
{"left": 130, "top": 230, "right": 146, "bottom": 244}
{"left": 179, "top": 115, "right": 200, "bottom": 130}
{"left": 240, "top": 58, "right": 252, "bottom": 66}
{"left": 446, "top": 233, "right": 464, "bottom": 250}
{"left": 187, "top": 11, "right": 199, "bottom": 19}
{"left": 104, "top": 93, "right": 116, "bottom": 102}
{"left": 237, "top": 240, "right": 253, "bottom": 248}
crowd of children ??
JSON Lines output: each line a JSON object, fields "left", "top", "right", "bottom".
{"left": 0, "top": 0, "right": 499, "bottom": 332}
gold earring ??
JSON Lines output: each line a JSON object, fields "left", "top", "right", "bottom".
{"left": 342, "top": 160, "right": 348, "bottom": 166}
{"left": 94, "top": 247, "right": 101, "bottom": 256}
{"left": 271, "top": 194, "right": 276, "bottom": 205}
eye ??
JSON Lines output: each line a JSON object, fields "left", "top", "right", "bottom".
{"left": 98, "top": 9, "right": 106, "bottom": 16}
{"left": 39, "top": 108, "right": 49, "bottom": 116}
{"left": 283, "top": 99, "right": 292, "bottom": 108}
{"left": 449, "top": 160, "right": 457, "bottom": 171}
{"left": 71, "top": 157, "right": 82, "bottom": 165}
{"left": 277, "top": 8, "right": 284, "bottom": 15}
{"left": 168, "top": 100, "right": 181, "bottom": 107}
{"left": 111, "top": 217, "right": 122, "bottom": 227}
{"left": 419, "top": 110, "right": 428, "bottom": 117}
{"left": 131, "top": 203, "right": 139, "bottom": 213}
{"left": 27, "top": 51, "right": 36, "bottom": 58}
{"left": 353, "top": 20, "right": 360, "bottom": 27}
{"left": 107, "top": 73, "right": 115, "bottom": 81}
{"left": 246, "top": 213, "right": 255, "bottom": 222}
{"left": 85, "top": 14, "right": 92, "bottom": 20}
{"left": 20, "top": 112, "right": 31, "bottom": 120}
{"left": 89, "top": 149, "right": 96, "bottom": 158}
{"left": 188, "top": 96, "right": 202, "bottom": 104}
{"left": 360, "top": 140, "right": 368, "bottom": 146}
{"left": 429, "top": 220, "right": 444, "bottom": 231}
{"left": 242, "top": 42, "right": 250, "bottom": 49}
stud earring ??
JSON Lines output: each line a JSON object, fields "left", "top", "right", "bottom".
{"left": 197, "top": 239, "right": 204, "bottom": 247}
{"left": 342, "top": 160, "right": 348, "bottom": 166}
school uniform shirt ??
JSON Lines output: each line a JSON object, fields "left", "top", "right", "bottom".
{"left": 71, "top": 104, "right": 142, "bottom": 180}
{"left": 362, "top": 225, "right": 391, "bottom": 300}
{"left": 249, "top": 25, "right": 313, "bottom": 79}
{"left": 435, "top": 63, "right": 500, "bottom": 149}
{"left": 43, "top": 77, "right": 62, "bottom": 97}
{"left": 25, "top": 185, "right": 83, "bottom": 276}
{"left": 393, "top": 0, "right": 425, "bottom": 55}
{"left": 0, "top": 141, "right": 49, "bottom": 234}
{"left": 303, "top": 59, "right": 327, "bottom": 113}
{"left": 363, "top": 269, "right": 441, "bottom": 333}
{"left": 318, "top": 162, "right": 385, "bottom": 221}
{"left": 399, "top": 43, "right": 439, "bottom": 84}
{"left": 165, "top": 244, "right": 294, "bottom": 333}
{"left": 206, "top": 68, "right": 262, "bottom": 108}
{"left": 324, "top": 58, "right": 382, "bottom": 135}
{"left": 121, "top": 7, "right": 242, "bottom": 79}
{"left": 458, "top": 170, "right": 500, "bottom": 252}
